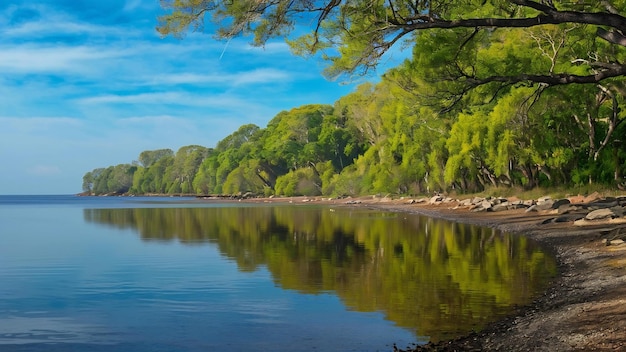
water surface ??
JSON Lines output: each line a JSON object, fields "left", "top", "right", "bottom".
{"left": 0, "top": 195, "right": 556, "bottom": 351}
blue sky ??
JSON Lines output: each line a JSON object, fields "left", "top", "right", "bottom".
{"left": 0, "top": 0, "right": 405, "bottom": 195}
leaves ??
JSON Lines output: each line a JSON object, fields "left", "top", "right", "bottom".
{"left": 88, "top": 9, "right": 626, "bottom": 195}
{"left": 159, "top": 0, "right": 626, "bottom": 85}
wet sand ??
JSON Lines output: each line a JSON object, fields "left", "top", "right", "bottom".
{"left": 236, "top": 195, "right": 626, "bottom": 351}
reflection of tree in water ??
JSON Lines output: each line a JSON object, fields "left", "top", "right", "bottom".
{"left": 84, "top": 205, "right": 556, "bottom": 342}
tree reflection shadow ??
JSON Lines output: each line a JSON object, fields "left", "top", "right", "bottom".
{"left": 84, "top": 205, "right": 556, "bottom": 342}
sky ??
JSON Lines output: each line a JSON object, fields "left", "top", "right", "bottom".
{"left": 0, "top": 0, "right": 409, "bottom": 195}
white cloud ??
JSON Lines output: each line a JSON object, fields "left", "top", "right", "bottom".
{"left": 0, "top": 44, "right": 127, "bottom": 74}
{"left": 148, "top": 68, "right": 292, "bottom": 86}
{"left": 1, "top": 3, "right": 141, "bottom": 39}
{"left": 4, "top": 17, "right": 133, "bottom": 38}
{"left": 76, "top": 92, "right": 252, "bottom": 108}
{"left": 242, "top": 41, "right": 291, "bottom": 54}
{"left": 232, "top": 68, "right": 291, "bottom": 85}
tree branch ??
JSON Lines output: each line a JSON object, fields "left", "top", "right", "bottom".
{"left": 508, "top": 0, "right": 557, "bottom": 14}
{"left": 465, "top": 65, "right": 626, "bottom": 87}
{"left": 400, "top": 11, "right": 626, "bottom": 34}
{"left": 597, "top": 28, "right": 626, "bottom": 46}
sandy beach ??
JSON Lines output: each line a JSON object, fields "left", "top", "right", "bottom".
{"left": 234, "top": 194, "right": 626, "bottom": 351}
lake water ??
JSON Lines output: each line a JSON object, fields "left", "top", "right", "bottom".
{"left": 0, "top": 195, "right": 556, "bottom": 351}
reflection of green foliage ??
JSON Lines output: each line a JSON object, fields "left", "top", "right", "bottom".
{"left": 84, "top": 205, "right": 556, "bottom": 342}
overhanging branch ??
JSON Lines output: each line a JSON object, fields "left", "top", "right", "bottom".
{"left": 400, "top": 12, "right": 626, "bottom": 34}
{"left": 466, "top": 65, "right": 626, "bottom": 87}
{"left": 597, "top": 28, "right": 626, "bottom": 46}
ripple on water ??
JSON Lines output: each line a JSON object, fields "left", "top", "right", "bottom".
{"left": 0, "top": 315, "right": 120, "bottom": 345}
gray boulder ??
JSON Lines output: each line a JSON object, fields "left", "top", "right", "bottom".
{"left": 551, "top": 198, "right": 571, "bottom": 209}
{"left": 492, "top": 202, "right": 510, "bottom": 212}
{"left": 534, "top": 199, "right": 555, "bottom": 211}
{"left": 610, "top": 206, "right": 626, "bottom": 218}
{"left": 480, "top": 200, "right": 493, "bottom": 211}
{"left": 585, "top": 208, "right": 615, "bottom": 221}
{"left": 429, "top": 195, "right": 443, "bottom": 204}
{"left": 471, "top": 197, "right": 484, "bottom": 205}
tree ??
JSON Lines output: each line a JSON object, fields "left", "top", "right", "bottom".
{"left": 158, "top": 0, "right": 626, "bottom": 87}
{"left": 259, "top": 105, "right": 330, "bottom": 171}
{"left": 142, "top": 155, "right": 175, "bottom": 193}
{"left": 83, "top": 168, "right": 105, "bottom": 193}
{"left": 152, "top": 0, "right": 626, "bottom": 195}
{"left": 107, "top": 164, "right": 137, "bottom": 194}
{"left": 222, "top": 159, "right": 272, "bottom": 195}
{"left": 215, "top": 124, "right": 260, "bottom": 152}
{"left": 82, "top": 171, "right": 94, "bottom": 193}
{"left": 138, "top": 148, "right": 174, "bottom": 168}
{"left": 316, "top": 112, "right": 364, "bottom": 170}
{"left": 165, "top": 145, "right": 210, "bottom": 194}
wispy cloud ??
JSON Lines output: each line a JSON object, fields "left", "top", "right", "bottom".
{"left": 4, "top": 15, "right": 135, "bottom": 39}
{"left": 76, "top": 91, "right": 253, "bottom": 108}
{"left": 0, "top": 44, "right": 126, "bottom": 74}
{"left": 1, "top": 3, "right": 141, "bottom": 39}
{"left": 241, "top": 41, "right": 292, "bottom": 55}
{"left": 147, "top": 68, "right": 292, "bottom": 86}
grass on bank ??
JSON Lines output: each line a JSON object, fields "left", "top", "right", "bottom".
{"left": 446, "top": 185, "right": 626, "bottom": 202}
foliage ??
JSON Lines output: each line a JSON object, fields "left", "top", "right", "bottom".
{"left": 87, "top": 164, "right": 136, "bottom": 194}
{"left": 86, "top": 2, "right": 626, "bottom": 195}
{"left": 274, "top": 167, "right": 321, "bottom": 197}
{"left": 84, "top": 68, "right": 626, "bottom": 195}
{"left": 138, "top": 148, "right": 174, "bottom": 167}
{"left": 158, "top": 0, "right": 626, "bottom": 88}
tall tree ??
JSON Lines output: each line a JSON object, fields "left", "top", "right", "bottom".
{"left": 138, "top": 148, "right": 174, "bottom": 168}
{"left": 165, "top": 145, "right": 210, "bottom": 194}
{"left": 158, "top": 0, "right": 626, "bottom": 86}
{"left": 215, "top": 124, "right": 260, "bottom": 152}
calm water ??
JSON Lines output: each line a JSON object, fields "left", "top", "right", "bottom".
{"left": 0, "top": 195, "right": 556, "bottom": 351}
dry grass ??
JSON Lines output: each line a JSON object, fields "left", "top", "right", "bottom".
{"left": 445, "top": 185, "right": 626, "bottom": 202}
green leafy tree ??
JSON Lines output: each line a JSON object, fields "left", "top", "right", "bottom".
{"left": 222, "top": 159, "right": 272, "bottom": 195}
{"left": 316, "top": 113, "right": 363, "bottom": 170}
{"left": 138, "top": 148, "right": 174, "bottom": 167}
{"left": 192, "top": 150, "right": 219, "bottom": 194}
{"left": 260, "top": 105, "right": 330, "bottom": 171}
{"left": 86, "top": 164, "right": 137, "bottom": 195}
{"left": 169, "top": 145, "right": 210, "bottom": 194}
{"left": 108, "top": 164, "right": 137, "bottom": 194}
{"left": 275, "top": 167, "right": 322, "bottom": 196}
{"left": 215, "top": 124, "right": 260, "bottom": 152}
{"left": 158, "top": 1, "right": 626, "bottom": 86}
{"left": 82, "top": 170, "right": 95, "bottom": 193}
{"left": 192, "top": 125, "right": 264, "bottom": 194}
{"left": 142, "top": 155, "right": 175, "bottom": 193}
{"left": 130, "top": 166, "right": 146, "bottom": 194}
{"left": 92, "top": 166, "right": 113, "bottom": 194}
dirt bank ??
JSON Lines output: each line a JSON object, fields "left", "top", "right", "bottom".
{"left": 240, "top": 195, "right": 626, "bottom": 351}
